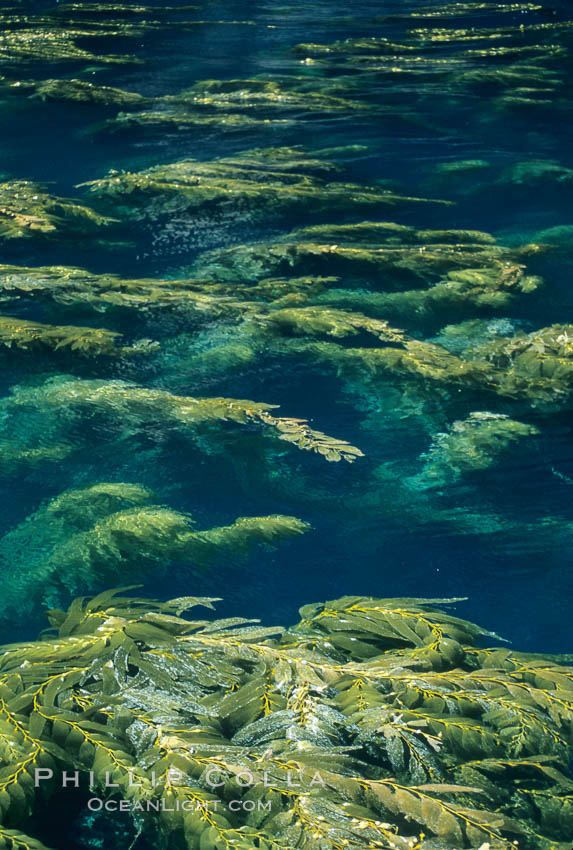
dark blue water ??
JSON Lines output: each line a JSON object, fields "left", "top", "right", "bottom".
{"left": 2, "top": 0, "right": 573, "bottom": 653}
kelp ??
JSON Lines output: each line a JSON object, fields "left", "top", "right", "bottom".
{"left": 0, "top": 6, "right": 253, "bottom": 68}
{"left": 80, "top": 147, "right": 449, "bottom": 225}
{"left": 0, "top": 18, "right": 572, "bottom": 850}
{"left": 0, "top": 181, "right": 116, "bottom": 242}
{"left": 288, "top": 5, "right": 572, "bottom": 138}
{"left": 103, "top": 110, "right": 295, "bottom": 134}
{"left": 426, "top": 156, "right": 573, "bottom": 200}
{"left": 408, "top": 20, "right": 573, "bottom": 44}
{"left": 192, "top": 222, "right": 543, "bottom": 333}
{"left": 408, "top": 411, "right": 539, "bottom": 490}
{"left": 96, "top": 77, "right": 376, "bottom": 135}
{"left": 206, "top": 144, "right": 363, "bottom": 174}
{"left": 305, "top": 314, "right": 573, "bottom": 408}
{"left": 395, "top": 3, "right": 546, "bottom": 18}
{"left": 0, "top": 29, "right": 140, "bottom": 66}
{"left": 292, "top": 38, "right": 418, "bottom": 58}
{"left": 269, "top": 326, "right": 573, "bottom": 409}
{"left": 0, "top": 483, "right": 309, "bottom": 620}
{"left": 277, "top": 336, "right": 497, "bottom": 395}
{"left": 315, "top": 266, "right": 541, "bottom": 324}
{"left": 259, "top": 307, "right": 406, "bottom": 345}
{"left": 195, "top": 274, "right": 340, "bottom": 305}
{"left": 26, "top": 78, "right": 149, "bottom": 106}
{"left": 0, "top": 263, "right": 250, "bottom": 319}
{"left": 195, "top": 229, "right": 538, "bottom": 291}
{"left": 287, "top": 220, "right": 498, "bottom": 246}
{"left": 0, "top": 11, "right": 226, "bottom": 41}
{"left": 174, "top": 78, "right": 369, "bottom": 114}
{"left": 0, "top": 377, "right": 363, "bottom": 471}
{"left": 0, "top": 315, "right": 142, "bottom": 358}
{"left": 465, "top": 324, "right": 573, "bottom": 402}
{"left": 0, "top": 590, "right": 572, "bottom": 848}
{"left": 499, "top": 159, "right": 573, "bottom": 187}
{"left": 52, "top": 5, "right": 202, "bottom": 16}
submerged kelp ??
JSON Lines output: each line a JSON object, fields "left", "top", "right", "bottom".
{"left": 290, "top": 0, "right": 573, "bottom": 139}
{"left": 25, "top": 78, "right": 149, "bottom": 107}
{"left": 0, "top": 263, "right": 247, "bottom": 318}
{"left": 0, "top": 315, "right": 135, "bottom": 357}
{"left": 194, "top": 220, "right": 541, "bottom": 291}
{"left": 0, "top": 29, "right": 140, "bottom": 66}
{"left": 174, "top": 77, "right": 369, "bottom": 114}
{"left": 0, "top": 6, "right": 250, "bottom": 67}
{"left": 81, "top": 147, "right": 448, "bottom": 229}
{"left": 0, "top": 181, "right": 115, "bottom": 243}
{"left": 408, "top": 411, "right": 540, "bottom": 490}
{"left": 95, "top": 78, "right": 378, "bottom": 137}
{"left": 0, "top": 377, "right": 363, "bottom": 476}
{"left": 0, "top": 484, "right": 309, "bottom": 621}
{"left": 1, "top": 591, "right": 573, "bottom": 849}
{"left": 0, "top": 0, "right": 572, "bottom": 818}
{"left": 390, "top": 3, "right": 547, "bottom": 19}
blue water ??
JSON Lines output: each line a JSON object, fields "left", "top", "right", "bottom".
{"left": 2, "top": 0, "right": 573, "bottom": 653}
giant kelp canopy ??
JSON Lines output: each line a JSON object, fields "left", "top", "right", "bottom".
{"left": 1, "top": 590, "right": 573, "bottom": 850}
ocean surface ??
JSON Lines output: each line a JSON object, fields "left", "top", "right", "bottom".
{"left": 1, "top": 0, "right": 573, "bottom": 654}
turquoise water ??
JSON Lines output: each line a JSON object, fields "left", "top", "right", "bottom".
{"left": 1, "top": 0, "right": 573, "bottom": 656}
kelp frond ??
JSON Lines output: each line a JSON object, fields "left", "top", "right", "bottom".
{"left": 0, "top": 591, "right": 571, "bottom": 848}
{"left": 96, "top": 77, "right": 374, "bottom": 135}
{"left": 398, "top": 3, "right": 545, "bottom": 19}
{"left": 0, "top": 484, "right": 310, "bottom": 619}
{"left": 0, "top": 29, "right": 140, "bottom": 66}
{"left": 0, "top": 377, "right": 363, "bottom": 465}
{"left": 260, "top": 306, "right": 406, "bottom": 343}
{"left": 0, "top": 830, "right": 54, "bottom": 850}
{"left": 27, "top": 78, "right": 149, "bottom": 106}
{"left": 0, "top": 263, "right": 249, "bottom": 318}
{"left": 408, "top": 411, "right": 540, "bottom": 489}
{"left": 192, "top": 221, "right": 542, "bottom": 310}
{"left": 0, "top": 315, "right": 142, "bottom": 357}
{"left": 80, "top": 147, "right": 450, "bottom": 226}
{"left": 0, "top": 181, "right": 116, "bottom": 242}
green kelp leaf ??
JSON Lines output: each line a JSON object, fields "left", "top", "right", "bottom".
{"left": 261, "top": 307, "right": 406, "bottom": 344}
{"left": 0, "top": 592, "right": 571, "bottom": 848}
{"left": 184, "top": 516, "right": 310, "bottom": 567}
{"left": 292, "top": 596, "right": 499, "bottom": 651}
{"left": 100, "top": 110, "right": 295, "bottom": 135}
{"left": 53, "top": 4, "right": 202, "bottom": 15}
{"left": 0, "top": 830, "right": 55, "bottom": 850}
{"left": 95, "top": 75, "right": 375, "bottom": 136}
{"left": 288, "top": 220, "right": 497, "bottom": 246}
{"left": 173, "top": 77, "right": 369, "bottom": 115}
{"left": 195, "top": 238, "right": 507, "bottom": 287}
{"left": 166, "top": 596, "right": 220, "bottom": 615}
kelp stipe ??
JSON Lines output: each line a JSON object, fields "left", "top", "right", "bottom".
{"left": 0, "top": 591, "right": 573, "bottom": 848}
